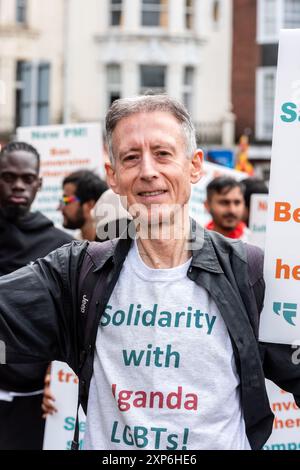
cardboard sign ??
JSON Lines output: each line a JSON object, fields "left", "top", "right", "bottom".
{"left": 248, "top": 194, "right": 268, "bottom": 249}
{"left": 17, "top": 123, "right": 104, "bottom": 227}
{"left": 259, "top": 30, "right": 300, "bottom": 345}
{"left": 43, "top": 361, "right": 86, "bottom": 450}
{"left": 189, "top": 161, "right": 246, "bottom": 226}
{"left": 264, "top": 380, "right": 300, "bottom": 451}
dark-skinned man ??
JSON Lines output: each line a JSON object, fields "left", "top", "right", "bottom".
{"left": 0, "top": 141, "right": 73, "bottom": 450}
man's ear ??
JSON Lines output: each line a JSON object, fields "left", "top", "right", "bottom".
{"left": 105, "top": 162, "right": 120, "bottom": 195}
{"left": 82, "top": 200, "right": 95, "bottom": 218}
{"left": 204, "top": 199, "right": 210, "bottom": 212}
{"left": 37, "top": 177, "right": 43, "bottom": 191}
{"left": 190, "top": 149, "right": 203, "bottom": 184}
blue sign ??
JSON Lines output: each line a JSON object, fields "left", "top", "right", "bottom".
{"left": 206, "top": 150, "right": 235, "bottom": 169}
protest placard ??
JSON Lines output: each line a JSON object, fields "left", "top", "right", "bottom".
{"left": 17, "top": 123, "right": 104, "bottom": 227}
{"left": 43, "top": 361, "right": 86, "bottom": 450}
{"left": 263, "top": 380, "right": 300, "bottom": 451}
{"left": 248, "top": 194, "right": 268, "bottom": 249}
{"left": 259, "top": 30, "right": 300, "bottom": 345}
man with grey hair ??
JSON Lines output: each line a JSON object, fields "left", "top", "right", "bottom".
{"left": 0, "top": 94, "right": 300, "bottom": 451}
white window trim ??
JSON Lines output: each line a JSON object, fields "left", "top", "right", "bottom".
{"left": 257, "top": 0, "right": 300, "bottom": 44}
{"left": 109, "top": 0, "right": 123, "bottom": 27}
{"left": 257, "top": 0, "right": 281, "bottom": 44}
{"left": 255, "top": 66, "right": 277, "bottom": 141}
{"left": 141, "top": 0, "right": 168, "bottom": 28}
{"left": 106, "top": 64, "right": 122, "bottom": 108}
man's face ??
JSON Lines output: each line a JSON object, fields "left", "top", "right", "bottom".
{"left": 205, "top": 186, "right": 245, "bottom": 232}
{"left": 59, "top": 182, "right": 85, "bottom": 230}
{"left": 0, "top": 150, "right": 41, "bottom": 219}
{"left": 106, "top": 111, "right": 202, "bottom": 224}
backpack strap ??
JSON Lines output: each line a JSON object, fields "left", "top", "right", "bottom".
{"left": 72, "top": 239, "right": 127, "bottom": 450}
{"left": 245, "top": 243, "right": 265, "bottom": 314}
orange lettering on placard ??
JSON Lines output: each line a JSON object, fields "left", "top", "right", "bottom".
{"left": 258, "top": 201, "right": 267, "bottom": 211}
{"left": 50, "top": 148, "right": 70, "bottom": 156}
{"left": 275, "top": 259, "right": 300, "bottom": 280}
{"left": 274, "top": 417, "right": 300, "bottom": 430}
{"left": 274, "top": 201, "right": 300, "bottom": 222}
{"left": 57, "top": 369, "right": 78, "bottom": 384}
{"left": 274, "top": 202, "right": 291, "bottom": 221}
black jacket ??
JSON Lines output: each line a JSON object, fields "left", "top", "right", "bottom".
{"left": 0, "top": 210, "right": 73, "bottom": 276}
{"left": 0, "top": 210, "right": 73, "bottom": 392}
{"left": 0, "top": 223, "right": 299, "bottom": 449}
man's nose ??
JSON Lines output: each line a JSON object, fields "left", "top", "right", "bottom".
{"left": 57, "top": 201, "right": 64, "bottom": 212}
{"left": 139, "top": 153, "right": 159, "bottom": 180}
{"left": 12, "top": 177, "right": 26, "bottom": 191}
{"left": 229, "top": 203, "right": 239, "bottom": 214}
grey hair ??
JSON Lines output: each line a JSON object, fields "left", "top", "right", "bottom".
{"left": 105, "top": 94, "right": 197, "bottom": 165}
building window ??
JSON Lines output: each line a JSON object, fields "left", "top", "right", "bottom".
{"left": 212, "top": 0, "right": 220, "bottom": 25}
{"left": 284, "top": 0, "right": 300, "bottom": 28}
{"left": 107, "top": 64, "right": 121, "bottom": 107}
{"left": 16, "top": 61, "right": 50, "bottom": 128}
{"left": 183, "top": 66, "right": 194, "bottom": 114}
{"left": 185, "top": 0, "right": 194, "bottom": 30}
{"left": 16, "top": 0, "right": 27, "bottom": 24}
{"left": 257, "top": 0, "right": 300, "bottom": 43}
{"left": 141, "top": 0, "right": 168, "bottom": 27}
{"left": 37, "top": 63, "right": 50, "bottom": 125}
{"left": 110, "top": 0, "right": 123, "bottom": 26}
{"left": 256, "top": 67, "right": 276, "bottom": 140}
{"left": 140, "top": 65, "right": 166, "bottom": 94}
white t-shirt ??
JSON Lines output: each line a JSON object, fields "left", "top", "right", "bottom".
{"left": 83, "top": 240, "right": 251, "bottom": 450}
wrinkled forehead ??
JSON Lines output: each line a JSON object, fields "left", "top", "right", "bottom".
{"left": 0, "top": 151, "right": 39, "bottom": 173}
{"left": 111, "top": 111, "right": 185, "bottom": 152}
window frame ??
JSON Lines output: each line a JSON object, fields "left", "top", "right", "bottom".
{"left": 16, "top": 0, "right": 27, "bottom": 24}
{"left": 106, "top": 63, "right": 122, "bottom": 108}
{"left": 182, "top": 66, "right": 194, "bottom": 116}
{"left": 139, "top": 64, "right": 167, "bottom": 95}
{"left": 185, "top": 0, "right": 194, "bottom": 30}
{"left": 109, "top": 0, "right": 123, "bottom": 27}
{"left": 141, "top": 0, "right": 168, "bottom": 28}
{"left": 257, "top": 0, "right": 300, "bottom": 44}
{"left": 15, "top": 60, "right": 50, "bottom": 128}
{"left": 255, "top": 66, "right": 277, "bottom": 141}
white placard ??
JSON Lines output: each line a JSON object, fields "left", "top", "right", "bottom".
{"left": 248, "top": 194, "right": 268, "bottom": 249}
{"left": 259, "top": 30, "right": 300, "bottom": 345}
{"left": 264, "top": 380, "right": 300, "bottom": 451}
{"left": 17, "top": 123, "right": 104, "bottom": 227}
{"left": 43, "top": 361, "right": 86, "bottom": 450}
{"left": 189, "top": 161, "right": 247, "bottom": 226}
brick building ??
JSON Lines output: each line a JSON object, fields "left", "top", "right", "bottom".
{"left": 232, "top": 0, "right": 300, "bottom": 179}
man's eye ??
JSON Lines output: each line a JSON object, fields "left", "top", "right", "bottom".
{"left": 23, "top": 175, "right": 37, "bottom": 184}
{"left": 157, "top": 151, "right": 170, "bottom": 156}
{"left": 0, "top": 173, "right": 15, "bottom": 183}
{"left": 123, "top": 155, "right": 138, "bottom": 162}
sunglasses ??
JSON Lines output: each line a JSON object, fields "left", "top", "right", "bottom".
{"left": 59, "top": 195, "right": 81, "bottom": 206}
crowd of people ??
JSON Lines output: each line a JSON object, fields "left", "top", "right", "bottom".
{"left": 0, "top": 94, "right": 298, "bottom": 451}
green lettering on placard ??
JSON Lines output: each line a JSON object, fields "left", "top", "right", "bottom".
{"left": 280, "top": 102, "right": 297, "bottom": 122}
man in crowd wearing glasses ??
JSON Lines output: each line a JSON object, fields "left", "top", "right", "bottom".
{"left": 59, "top": 170, "right": 107, "bottom": 241}
{"left": 0, "top": 141, "right": 72, "bottom": 449}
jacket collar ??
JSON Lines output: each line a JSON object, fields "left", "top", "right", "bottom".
{"left": 93, "top": 218, "right": 223, "bottom": 274}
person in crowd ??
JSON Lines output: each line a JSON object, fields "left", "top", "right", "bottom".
{"left": 0, "top": 96, "right": 300, "bottom": 451}
{"left": 59, "top": 170, "right": 107, "bottom": 241}
{"left": 0, "top": 141, "right": 73, "bottom": 450}
{"left": 204, "top": 176, "right": 250, "bottom": 241}
{"left": 43, "top": 173, "right": 108, "bottom": 417}
{"left": 242, "top": 177, "right": 268, "bottom": 226}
